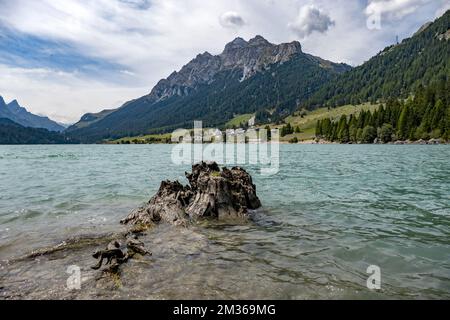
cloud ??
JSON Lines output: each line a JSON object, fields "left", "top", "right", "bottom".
{"left": 0, "top": 0, "right": 447, "bottom": 122}
{"left": 435, "top": 2, "right": 450, "bottom": 18}
{"left": 219, "top": 11, "right": 246, "bottom": 29}
{"left": 0, "top": 64, "right": 148, "bottom": 123}
{"left": 365, "top": 0, "right": 432, "bottom": 20}
{"left": 119, "top": 0, "right": 152, "bottom": 10}
{"left": 289, "top": 5, "right": 335, "bottom": 38}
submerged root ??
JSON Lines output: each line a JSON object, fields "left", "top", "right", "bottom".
{"left": 121, "top": 162, "right": 262, "bottom": 227}
{"left": 9, "top": 233, "right": 122, "bottom": 263}
{"left": 90, "top": 235, "right": 151, "bottom": 273}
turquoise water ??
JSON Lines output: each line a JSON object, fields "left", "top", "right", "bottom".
{"left": 0, "top": 145, "right": 449, "bottom": 299}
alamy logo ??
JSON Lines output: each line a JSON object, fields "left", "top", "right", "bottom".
{"left": 171, "top": 121, "right": 280, "bottom": 176}
{"left": 366, "top": 265, "right": 381, "bottom": 290}
{"left": 66, "top": 265, "right": 81, "bottom": 290}
{"left": 366, "top": 12, "right": 382, "bottom": 30}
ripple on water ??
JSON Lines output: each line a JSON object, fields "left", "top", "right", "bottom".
{"left": 0, "top": 144, "right": 449, "bottom": 299}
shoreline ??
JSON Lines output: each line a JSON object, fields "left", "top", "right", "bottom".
{"left": 1, "top": 141, "right": 450, "bottom": 146}
{"left": 294, "top": 138, "right": 450, "bottom": 145}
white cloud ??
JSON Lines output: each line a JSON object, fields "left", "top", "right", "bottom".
{"left": 0, "top": 64, "right": 148, "bottom": 124}
{"left": 289, "top": 4, "right": 335, "bottom": 38}
{"left": 0, "top": 0, "right": 230, "bottom": 77}
{"left": 220, "top": 11, "right": 246, "bottom": 29}
{"left": 365, "top": 0, "right": 432, "bottom": 20}
{"left": 0, "top": 0, "right": 446, "bottom": 122}
{"left": 435, "top": 2, "right": 450, "bottom": 18}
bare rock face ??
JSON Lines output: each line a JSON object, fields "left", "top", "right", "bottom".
{"left": 147, "top": 36, "right": 303, "bottom": 101}
{"left": 121, "top": 162, "right": 261, "bottom": 227}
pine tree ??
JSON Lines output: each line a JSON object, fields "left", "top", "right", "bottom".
{"left": 379, "top": 124, "right": 394, "bottom": 143}
{"left": 362, "top": 126, "right": 377, "bottom": 143}
{"left": 397, "top": 105, "right": 409, "bottom": 140}
{"left": 431, "top": 99, "right": 445, "bottom": 131}
{"left": 315, "top": 120, "right": 322, "bottom": 137}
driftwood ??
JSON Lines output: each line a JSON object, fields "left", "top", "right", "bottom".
{"left": 91, "top": 235, "right": 151, "bottom": 272}
{"left": 92, "top": 162, "right": 261, "bottom": 273}
{"left": 120, "top": 161, "right": 262, "bottom": 227}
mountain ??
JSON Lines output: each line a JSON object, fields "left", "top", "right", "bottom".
{"left": 306, "top": 10, "right": 450, "bottom": 108}
{"left": 0, "top": 118, "right": 78, "bottom": 144}
{"left": 0, "top": 97, "right": 65, "bottom": 132}
{"left": 67, "top": 36, "right": 351, "bottom": 142}
{"left": 68, "top": 108, "right": 117, "bottom": 130}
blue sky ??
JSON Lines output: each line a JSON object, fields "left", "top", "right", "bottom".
{"left": 0, "top": 0, "right": 448, "bottom": 123}
{"left": 0, "top": 26, "right": 125, "bottom": 77}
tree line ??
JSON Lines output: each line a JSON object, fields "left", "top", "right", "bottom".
{"left": 315, "top": 78, "right": 450, "bottom": 143}
{"left": 0, "top": 118, "right": 79, "bottom": 144}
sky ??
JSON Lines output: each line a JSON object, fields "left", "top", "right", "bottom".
{"left": 0, "top": 0, "right": 448, "bottom": 124}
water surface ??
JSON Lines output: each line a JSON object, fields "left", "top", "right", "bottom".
{"left": 0, "top": 145, "right": 449, "bottom": 299}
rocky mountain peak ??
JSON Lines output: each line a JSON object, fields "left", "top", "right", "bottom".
{"left": 195, "top": 51, "right": 213, "bottom": 59}
{"left": 7, "top": 100, "right": 24, "bottom": 114}
{"left": 248, "top": 35, "right": 271, "bottom": 46}
{"left": 219, "top": 36, "right": 303, "bottom": 80}
{"left": 0, "top": 97, "right": 64, "bottom": 132}
{"left": 148, "top": 35, "right": 304, "bottom": 101}
{"left": 283, "top": 40, "right": 302, "bottom": 52}
{"left": 223, "top": 37, "right": 248, "bottom": 52}
{"left": 8, "top": 99, "right": 20, "bottom": 108}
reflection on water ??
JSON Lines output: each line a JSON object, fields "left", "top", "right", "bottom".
{"left": 0, "top": 145, "right": 449, "bottom": 299}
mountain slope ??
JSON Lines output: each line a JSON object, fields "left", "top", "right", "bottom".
{"left": 0, "top": 118, "right": 77, "bottom": 144}
{"left": 68, "top": 108, "right": 117, "bottom": 130}
{"left": 306, "top": 10, "right": 450, "bottom": 108}
{"left": 67, "top": 36, "right": 350, "bottom": 142}
{"left": 0, "top": 97, "right": 65, "bottom": 132}
{"left": 315, "top": 77, "right": 450, "bottom": 143}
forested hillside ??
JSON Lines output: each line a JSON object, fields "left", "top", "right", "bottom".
{"left": 0, "top": 118, "right": 78, "bottom": 144}
{"left": 315, "top": 78, "right": 450, "bottom": 143}
{"left": 306, "top": 10, "right": 449, "bottom": 108}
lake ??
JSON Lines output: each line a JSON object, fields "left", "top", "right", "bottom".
{"left": 0, "top": 144, "right": 449, "bottom": 299}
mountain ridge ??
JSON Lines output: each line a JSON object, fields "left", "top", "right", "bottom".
{"left": 145, "top": 35, "right": 305, "bottom": 103}
{"left": 67, "top": 36, "right": 351, "bottom": 142}
{"left": 305, "top": 10, "right": 449, "bottom": 108}
{"left": 0, "top": 96, "right": 65, "bottom": 132}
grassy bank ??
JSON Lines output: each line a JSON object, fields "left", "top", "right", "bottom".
{"left": 225, "top": 113, "right": 254, "bottom": 128}
{"left": 107, "top": 133, "right": 173, "bottom": 144}
{"left": 274, "top": 103, "right": 380, "bottom": 142}
{"left": 104, "top": 104, "right": 380, "bottom": 144}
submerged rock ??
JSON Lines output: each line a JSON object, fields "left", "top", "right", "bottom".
{"left": 121, "top": 162, "right": 262, "bottom": 227}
